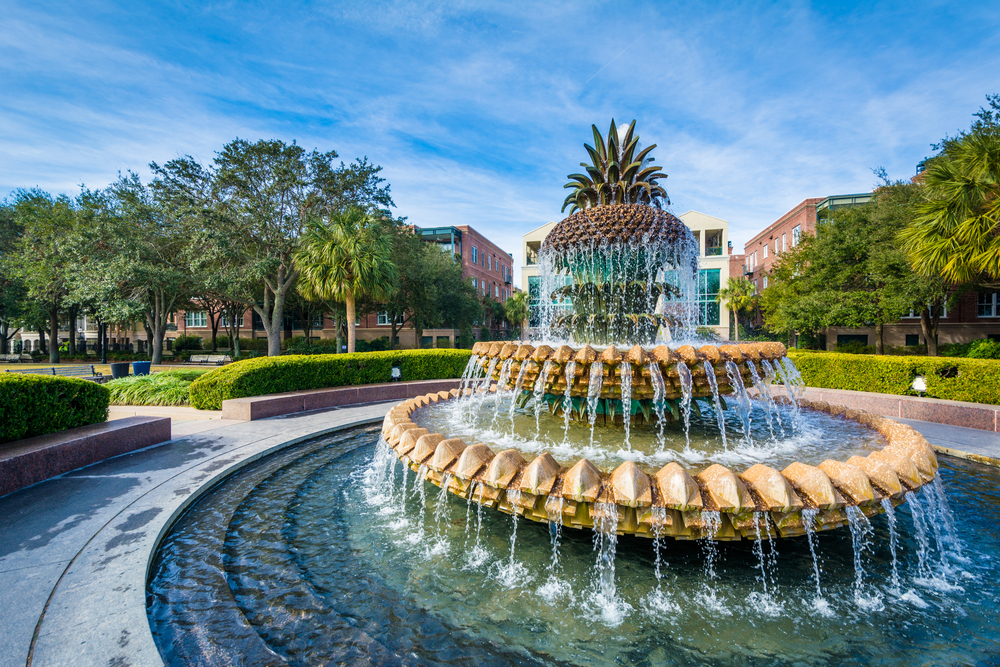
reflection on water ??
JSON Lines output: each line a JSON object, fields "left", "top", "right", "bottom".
{"left": 148, "top": 429, "right": 1000, "bottom": 666}
{"left": 415, "top": 395, "right": 885, "bottom": 471}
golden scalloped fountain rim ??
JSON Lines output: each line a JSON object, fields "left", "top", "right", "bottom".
{"left": 380, "top": 385, "right": 939, "bottom": 540}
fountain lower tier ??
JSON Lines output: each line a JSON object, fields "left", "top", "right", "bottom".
{"left": 468, "top": 340, "right": 788, "bottom": 405}
{"left": 382, "top": 390, "right": 939, "bottom": 541}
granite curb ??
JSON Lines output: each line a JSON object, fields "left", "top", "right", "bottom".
{"left": 0, "top": 416, "right": 172, "bottom": 497}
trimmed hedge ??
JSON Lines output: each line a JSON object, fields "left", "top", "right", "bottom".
{"left": 188, "top": 349, "right": 474, "bottom": 410}
{"left": 0, "top": 374, "right": 110, "bottom": 444}
{"left": 788, "top": 351, "right": 1000, "bottom": 405}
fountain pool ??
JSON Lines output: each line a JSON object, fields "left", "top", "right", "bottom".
{"left": 147, "top": 426, "right": 1000, "bottom": 666}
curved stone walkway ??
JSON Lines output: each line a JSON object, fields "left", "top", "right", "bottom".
{"left": 0, "top": 401, "right": 997, "bottom": 666}
{"left": 0, "top": 403, "right": 391, "bottom": 667}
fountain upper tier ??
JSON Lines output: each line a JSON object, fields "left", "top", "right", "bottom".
{"left": 536, "top": 204, "right": 700, "bottom": 345}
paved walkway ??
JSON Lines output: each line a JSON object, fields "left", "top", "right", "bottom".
{"left": 107, "top": 405, "right": 237, "bottom": 437}
{"left": 895, "top": 417, "right": 1000, "bottom": 467}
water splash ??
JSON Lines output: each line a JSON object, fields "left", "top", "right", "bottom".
{"left": 846, "top": 505, "right": 883, "bottom": 610}
{"left": 747, "top": 512, "right": 783, "bottom": 616}
{"left": 759, "top": 359, "right": 787, "bottom": 436}
{"left": 458, "top": 354, "right": 480, "bottom": 394}
{"left": 702, "top": 361, "right": 728, "bottom": 450}
{"left": 695, "top": 511, "right": 730, "bottom": 615}
{"left": 508, "top": 362, "right": 531, "bottom": 428}
{"left": 490, "top": 358, "right": 514, "bottom": 428}
{"left": 537, "top": 496, "right": 573, "bottom": 603}
{"left": 587, "top": 362, "right": 604, "bottom": 446}
{"left": 620, "top": 362, "right": 633, "bottom": 450}
{"left": 801, "top": 509, "right": 832, "bottom": 616}
{"left": 588, "top": 503, "right": 632, "bottom": 626}
{"left": 747, "top": 360, "right": 780, "bottom": 440}
{"left": 495, "top": 489, "right": 530, "bottom": 588}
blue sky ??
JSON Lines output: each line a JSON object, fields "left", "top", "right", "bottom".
{"left": 3, "top": 1, "right": 999, "bottom": 282}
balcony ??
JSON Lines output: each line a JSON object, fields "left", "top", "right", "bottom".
{"left": 743, "top": 267, "right": 754, "bottom": 277}
{"left": 504, "top": 276, "right": 512, "bottom": 284}
{"left": 705, "top": 246, "right": 723, "bottom": 256}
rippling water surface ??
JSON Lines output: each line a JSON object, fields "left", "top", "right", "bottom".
{"left": 148, "top": 427, "right": 1000, "bottom": 666}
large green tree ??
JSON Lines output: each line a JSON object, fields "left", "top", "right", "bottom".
{"left": 7, "top": 189, "right": 79, "bottom": 363}
{"left": 0, "top": 202, "right": 28, "bottom": 354}
{"left": 504, "top": 290, "right": 530, "bottom": 339}
{"left": 900, "top": 95, "right": 1000, "bottom": 289}
{"left": 294, "top": 208, "right": 398, "bottom": 353}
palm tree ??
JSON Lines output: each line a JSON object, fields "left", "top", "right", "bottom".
{"left": 716, "top": 277, "right": 757, "bottom": 342}
{"left": 562, "top": 119, "right": 669, "bottom": 213}
{"left": 899, "top": 128, "right": 1000, "bottom": 287}
{"left": 504, "top": 291, "right": 530, "bottom": 338}
{"left": 294, "top": 208, "right": 398, "bottom": 353}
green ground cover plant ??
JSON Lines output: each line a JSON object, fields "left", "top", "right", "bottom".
{"left": 788, "top": 350, "right": 1000, "bottom": 405}
{"left": 105, "top": 369, "right": 210, "bottom": 406}
{"left": 189, "top": 349, "right": 472, "bottom": 410}
{"left": 0, "top": 374, "right": 109, "bottom": 443}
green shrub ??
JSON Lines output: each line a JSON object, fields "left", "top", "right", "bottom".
{"left": 787, "top": 351, "right": 1000, "bottom": 405}
{"left": 172, "top": 335, "right": 203, "bottom": 351}
{"left": 966, "top": 339, "right": 1000, "bottom": 360}
{"left": 105, "top": 368, "right": 210, "bottom": 406}
{"left": 0, "top": 375, "right": 109, "bottom": 444}
{"left": 833, "top": 340, "right": 875, "bottom": 355}
{"left": 189, "top": 349, "right": 473, "bottom": 410}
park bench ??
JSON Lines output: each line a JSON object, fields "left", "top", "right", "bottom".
{"left": 4, "top": 365, "right": 105, "bottom": 383}
{"left": 2, "top": 354, "right": 34, "bottom": 363}
{"left": 182, "top": 354, "right": 232, "bottom": 365}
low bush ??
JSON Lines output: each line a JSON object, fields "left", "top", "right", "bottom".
{"left": 833, "top": 340, "right": 875, "bottom": 355}
{"left": 966, "top": 339, "right": 1000, "bottom": 360}
{"left": 0, "top": 374, "right": 110, "bottom": 444}
{"left": 105, "top": 368, "right": 210, "bottom": 406}
{"left": 189, "top": 348, "right": 473, "bottom": 410}
{"left": 787, "top": 351, "right": 1000, "bottom": 405}
{"left": 171, "top": 335, "right": 204, "bottom": 351}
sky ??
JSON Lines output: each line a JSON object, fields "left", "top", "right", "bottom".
{"left": 3, "top": 1, "right": 999, "bottom": 283}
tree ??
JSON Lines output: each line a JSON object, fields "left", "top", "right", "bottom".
{"left": 8, "top": 189, "right": 78, "bottom": 363}
{"left": 899, "top": 95, "right": 1000, "bottom": 289}
{"left": 157, "top": 140, "right": 395, "bottom": 357}
{"left": 504, "top": 290, "right": 530, "bottom": 338}
{"left": 294, "top": 208, "right": 398, "bottom": 353}
{"left": 0, "top": 202, "right": 28, "bottom": 354}
{"left": 562, "top": 119, "right": 669, "bottom": 213}
{"left": 715, "top": 277, "right": 756, "bottom": 342}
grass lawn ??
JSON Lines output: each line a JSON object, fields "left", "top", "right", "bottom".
{"left": 1, "top": 362, "right": 185, "bottom": 375}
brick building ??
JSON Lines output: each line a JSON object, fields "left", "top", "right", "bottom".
{"left": 740, "top": 191, "right": 1000, "bottom": 349}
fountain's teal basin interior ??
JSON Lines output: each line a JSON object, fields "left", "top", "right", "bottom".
{"left": 147, "top": 427, "right": 1000, "bottom": 666}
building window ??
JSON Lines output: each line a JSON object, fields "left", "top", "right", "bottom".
{"left": 763, "top": 245, "right": 768, "bottom": 259}
{"left": 763, "top": 276, "right": 769, "bottom": 289}
{"left": 377, "top": 312, "right": 389, "bottom": 326}
{"left": 792, "top": 225, "right": 802, "bottom": 246}
{"left": 903, "top": 304, "right": 948, "bottom": 319}
{"left": 472, "top": 278, "right": 478, "bottom": 290}
{"left": 494, "top": 284, "right": 499, "bottom": 297}
{"left": 978, "top": 292, "right": 999, "bottom": 317}
{"left": 471, "top": 246, "right": 478, "bottom": 264}
{"left": 185, "top": 311, "right": 207, "bottom": 327}
{"left": 697, "top": 269, "right": 721, "bottom": 326}
{"left": 774, "top": 239, "right": 778, "bottom": 254}
{"left": 906, "top": 334, "right": 921, "bottom": 346}
{"left": 782, "top": 233, "right": 786, "bottom": 252}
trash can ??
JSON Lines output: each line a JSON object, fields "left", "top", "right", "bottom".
{"left": 110, "top": 362, "right": 131, "bottom": 379}
{"left": 132, "top": 361, "right": 152, "bottom": 376}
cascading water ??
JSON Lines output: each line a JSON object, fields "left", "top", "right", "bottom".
{"left": 725, "top": 360, "right": 754, "bottom": 447}
{"left": 589, "top": 503, "right": 631, "bottom": 626}
{"left": 703, "top": 361, "right": 729, "bottom": 450}
{"left": 587, "top": 361, "right": 604, "bottom": 445}
{"left": 747, "top": 360, "right": 779, "bottom": 440}
{"left": 647, "top": 362, "right": 667, "bottom": 449}
{"left": 491, "top": 358, "right": 514, "bottom": 427}
{"left": 562, "top": 361, "right": 577, "bottom": 441}
{"left": 620, "top": 362, "right": 633, "bottom": 450}
{"left": 845, "top": 505, "right": 882, "bottom": 610}
{"left": 508, "top": 362, "right": 530, "bottom": 427}
{"left": 458, "top": 355, "right": 480, "bottom": 395}
{"left": 534, "top": 360, "right": 555, "bottom": 437}
{"left": 677, "top": 361, "right": 694, "bottom": 449}
{"left": 881, "top": 498, "right": 901, "bottom": 591}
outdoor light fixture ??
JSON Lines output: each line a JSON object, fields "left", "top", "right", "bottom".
{"left": 911, "top": 375, "right": 927, "bottom": 395}
{"left": 390, "top": 365, "right": 401, "bottom": 382}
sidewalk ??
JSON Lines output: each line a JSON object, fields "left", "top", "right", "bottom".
{"left": 895, "top": 417, "right": 1000, "bottom": 467}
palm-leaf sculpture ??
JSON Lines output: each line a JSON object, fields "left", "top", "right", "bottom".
{"left": 562, "top": 119, "right": 670, "bottom": 213}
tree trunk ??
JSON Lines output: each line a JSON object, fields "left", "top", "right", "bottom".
{"left": 415, "top": 314, "right": 424, "bottom": 350}
{"left": 209, "top": 312, "right": 220, "bottom": 352}
{"left": 0, "top": 323, "right": 7, "bottom": 354}
{"left": 38, "top": 328, "right": 47, "bottom": 355}
{"left": 345, "top": 292, "right": 357, "bottom": 354}
{"left": 733, "top": 309, "right": 740, "bottom": 342}
{"left": 874, "top": 323, "right": 884, "bottom": 355}
{"left": 390, "top": 319, "right": 401, "bottom": 351}
{"left": 334, "top": 315, "right": 343, "bottom": 354}
{"left": 147, "top": 288, "right": 174, "bottom": 365}
{"left": 920, "top": 307, "right": 940, "bottom": 356}
{"left": 68, "top": 305, "right": 78, "bottom": 356}
{"left": 49, "top": 305, "right": 60, "bottom": 363}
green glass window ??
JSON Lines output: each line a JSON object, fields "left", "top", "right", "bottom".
{"left": 697, "top": 269, "right": 720, "bottom": 326}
